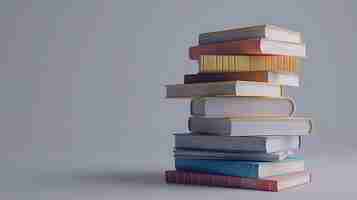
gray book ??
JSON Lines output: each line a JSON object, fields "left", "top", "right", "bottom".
{"left": 199, "top": 24, "right": 302, "bottom": 45}
{"left": 174, "top": 134, "right": 301, "bottom": 153}
{"left": 166, "top": 81, "right": 282, "bottom": 98}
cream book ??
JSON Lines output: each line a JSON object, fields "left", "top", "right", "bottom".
{"left": 199, "top": 24, "right": 303, "bottom": 45}
{"left": 188, "top": 116, "right": 312, "bottom": 136}
{"left": 165, "top": 81, "right": 282, "bottom": 98}
{"left": 191, "top": 97, "right": 295, "bottom": 117}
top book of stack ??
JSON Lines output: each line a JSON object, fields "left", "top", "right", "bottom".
{"left": 190, "top": 24, "right": 306, "bottom": 59}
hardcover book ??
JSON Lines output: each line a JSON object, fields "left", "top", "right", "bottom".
{"left": 166, "top": 81, "right": 282, "bottom": 98}
{"left": 174, "top": 134, "right": 301, "bottom": 153}
{"left": 189, "top": 39, "right": 306, "bottom": 59}
{"left": 190, "top": 96, "right": 296, "bottom": 117}
{"left": 198, "top": 55, "right": 299, "bottom": 73}
{"left": 175, "top": 157, "right": 304, "bottom": 178}
{"left": 165, "top": 170, "right": 311, "bottom": 192}
{"left": 185, "top": 72, "right": 299, "bottom": 86}
{"left": 188, "top": 116, "right": 312, "bottom": 136}
{"left": 199, "top": 24, "right": 303, "bottom": 45}
{"left": 174, "top": 148, "right": 296, "bottom": 162}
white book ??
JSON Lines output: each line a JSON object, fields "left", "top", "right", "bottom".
{"left": 174, "top": 148, "right": 296, "bottom": 162}
{"left": 188, "top": 117, "right": 312, "bottom": 136}
{"left": 174, "top": 134, "right": 301, "bottom": 153}
{"left": 166, "top": 81, "right": 282, "bottom": 98}
{"left": 191, "top": 97, "right": 295, "bottom": 117}
{"left": 260, "top": 39, "right": 306, "bottom": 57}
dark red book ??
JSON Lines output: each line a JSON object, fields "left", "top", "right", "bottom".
{"left": 165, "top": 170, "right": 311, "bottom": 192}
{"left": 189, "top": 39, "right": 306, "bottom": 60}
{"left": 184, "top": 72, "right": 299, "bottom": 86}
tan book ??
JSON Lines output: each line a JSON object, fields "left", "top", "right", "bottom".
{"left": 199, "top": 55, "right": 299, "bottom": 73}
{"left": 165, "top": 81, "right": 282, "bottom": 98}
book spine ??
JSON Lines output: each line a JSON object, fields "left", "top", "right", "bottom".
{"left": 184, "top": 72, "right": 269, "bottom": 84}
{"left": 189, "top": 39, "right": 262, "bottom": 60}
{"left": 199, "top": 55, "right": 298, "bottom": 73}
{"left": 175, "top": 159, "right": 259, "bottom": 178}
{"left": 165, "top": 170, "right": 277, "bottom": 192}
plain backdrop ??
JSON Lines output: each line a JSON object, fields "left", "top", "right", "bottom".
{"left": 1, "top": 0, "right": 356, "bottom": 199}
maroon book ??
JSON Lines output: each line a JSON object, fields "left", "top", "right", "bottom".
{"left": 184, "top": 72, "right": 276, "bottom": 84}
{"left": 165, "top": 170, "right": 311, "bottom": 192}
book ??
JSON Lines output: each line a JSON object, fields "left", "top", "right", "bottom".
{"left": 189, "top": 39, "right": 306, "bottom": 60}
{"left": 165, "top": 170, "right": 311, "bottom": 192}
{"left": 189, "top": 117, "right": 312, "bottom": 136}
{"left": 198, "top": 55, "right": 299, "bottom": 73}
{"left": 174, "top": 148, "right": 296, "bottom": 162}
{"left": 190, "top": 96, "right": 296, "bottom": 117}
{"left": 174, "top": 134, "right": 301, "bottom": 153}
{"left": 175, "top": 157, "right": 304, "bottom": 178}
{"left": 185, "top": 72, "right": 299, "bottom": 86}
{"left": 165, "top": 81, "right": 282, "bottom": 98}
{"left": 199, "top": 24, "right": 303, "bottom": 45}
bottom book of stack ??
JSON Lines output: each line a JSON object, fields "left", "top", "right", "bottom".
{"left": 165, "top": 134, "right": 311, "bottom": 192}
{"left": 166, "top": 170, "right": 311, "bottom": 192}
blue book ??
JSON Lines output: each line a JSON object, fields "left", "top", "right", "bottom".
{"left": 175, "top": 157, "right": 304, "bottom": 178}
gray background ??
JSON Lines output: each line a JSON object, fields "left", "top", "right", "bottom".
{"left": 1, "top": 0, "right": 356, "bottom": 199}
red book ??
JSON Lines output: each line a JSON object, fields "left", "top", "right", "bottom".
{"left": 189, "top": 39, "right": 306, "bottom": 60}
{"left": 165, "top": 170, "right": 311, "bottom": 192}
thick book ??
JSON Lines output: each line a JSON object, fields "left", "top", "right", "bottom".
{"left": 165, "top": 170, "right": 311, "bottom": 192}
{"left": 165, "top": 81, "right": 282, "bottom": 98}
{"left": 190, "top": 97, "right": 296, "bottom": 117}
{"left": 189, "top": 39, "right": 306, "bottom": 60}
{"left": 198, "top": 55, "right": 299, "bottom": 74}
{"left": 199, "top": 24, "right": 303, "bottom": 45}
{"left": 185, "top": 72, "right": 299, "bottom": 86}
{"left": 189, "top": 117, "right": 312, "bottom": 136}
{"left": 174, "top": 148, "right": 296, "bottom": 162}
{"left": 174, "top": 134, "right": 301, "bottom": 153}
{"left": 175, "top": 157, "right": 304, "bottom": 178}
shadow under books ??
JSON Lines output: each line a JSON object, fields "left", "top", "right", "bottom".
{"left": 70, "top": 169, "right": 165, "bottom": 186}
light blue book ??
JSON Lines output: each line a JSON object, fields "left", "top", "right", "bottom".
{"left": 175, "top": 157, "right": 304, "bottom": 178}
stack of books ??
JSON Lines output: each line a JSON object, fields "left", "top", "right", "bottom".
{"left": 165, "top": 25, "right": 313, "bottom": 192}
